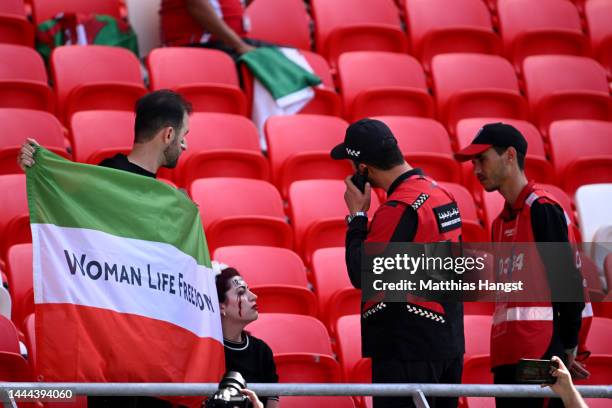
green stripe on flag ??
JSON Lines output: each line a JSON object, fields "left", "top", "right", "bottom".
{"left": 26, "top": 147, "right": 209, "bottom": 265}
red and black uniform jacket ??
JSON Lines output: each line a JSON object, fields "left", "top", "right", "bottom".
{"left": 346, "top": 169, "right": 465, "bottom": 360}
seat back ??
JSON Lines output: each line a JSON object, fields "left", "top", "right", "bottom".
{"left": 244, "top": 0, "right": 311, "bottom": 50}
{"left": 31, "top": 0, "right": 121, "bottom": 24}
{"left": 70, "top": 110, "right": 134, "bottom": 163}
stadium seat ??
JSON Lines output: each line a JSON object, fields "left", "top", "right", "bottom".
{"left": 0, "top": 174, "right": 28, "bottom": 264}
{"left": 244, "top": 0, "right": 311, "bottom": 50}
{"left": 264, "top": 115, "right": 352, "bottom": 198}
{"left": 497, "top": 0, "right": 588, "bottom": 70}
{"left": 576, "top": 184, "right": 612, "bottom": 245}
{"left": 241, "top": 50, "right": 342, "bottom": 118}
{"left": 464, "top": 315, "right": 491, "bottom": 360}
{"left": 584, "top": 317, "right": 612, "bottom": 355}
{"left": 456, "top": 118, "right": 555, "bottom": 185}
{"left": 438, "top": 182, "right": 487, "bottom": 242}
{"left": 403, "top": 0, "right": 500, "bottom": 71}
{"left": 248, "top": 313, "right": 342, "bottom": 382}
{"left": 522, "top": 56, "right": 612, "bottom": 136}
{"left": 0, "top": 315, "right": 29, "bottom": 381}
{"left": 147, "top": 48, "right": 247, "bottom": 116}
{"left": 51, "top": 45, "right": 147, "bottom": 124}
{"left": 0, "top": 44, "right": 54, "bottom": 112}
{"left": 70, "top": 110, "right": 133, "bottom": 164}
{"left": 0, "top": 108, "right": 69, "bottom": 175}
{"left": 212, "top": 246, "right": 316, "bottom": 316}
{"left": 288, "top": 180, "right": 381, "bottom": 265}
{"left": 281, "top": 396, "right": 357, "bottom": 408}
{"left": 30, "top": 0, "right": 121, "bottom": 24}
{"left": 311, "top": 248, "right": 360, "bottom": 332}
{"left": 431, "top": 54, "right": 527, "bottom": 133}
{"left": 375, "top": 116, "right": 460, "bottom": 183}
{"left": 166, "top": 113, "right": 269, "bottom": 187}
{"left": 189, "top": 178, "right": 292, "bottom": 252}
{"left": 0, "top": 286, "right": 10, "bottom": 319}
{"left": 338, "top": 52, "right": 433, "bottom": 122}
{"left": 585, "top": 0, "right": 612, "bottom": 77}
{"left": 0, "top": 314, "right": 20, "bottom": 353}
{"left": 23, "top": 313, "right": 36, "bottom": 375}
{"left": 548, "top": 120, "right": 612, "bottom": 195}
{"left": 6, "top": 243, "right": 33, "bottom": 331}
{"left": 335, "top": 314, "right": 365, "bottom": 380}
{"left": 461, "top": 354, "right": 494, "bottom": 408}
{"left": 574, "top": 354, "right": 612, "bottom": 386}
{"left": 0, "top": 0, "right": 34, "bottom": 46}
{"left": 310, "top": 0, "right": 407, "bottom": 68}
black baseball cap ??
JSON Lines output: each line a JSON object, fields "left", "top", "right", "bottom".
{"left": 454, "top": 122, "right": 528, "bottom": 162}
{"left": 330, "top": 118, "right": 398, "bottom": 162}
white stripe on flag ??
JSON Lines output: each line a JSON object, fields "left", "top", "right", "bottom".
{"left": 32, "top": 223, "right": 222, "bottom": 341}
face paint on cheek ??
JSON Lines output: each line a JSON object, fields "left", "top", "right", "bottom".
{"left": 229, "top": 277, "right": 247, "bottom": 318}
{"left": 236, "top": 293, "right": 243, "bottom": 317}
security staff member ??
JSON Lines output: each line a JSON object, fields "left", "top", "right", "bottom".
{"left": 332, "top": 119, "right": 464, "bottom": 408}
{"left": 455, "top": 123, "right": 590, "bottom": 408}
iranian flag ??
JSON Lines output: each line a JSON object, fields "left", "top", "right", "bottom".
{"left": 26, "top": 148, "right": 224, "bottom": 384}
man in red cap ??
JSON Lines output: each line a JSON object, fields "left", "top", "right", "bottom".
{"left": 455, "top": 123, "right": 589, "bottom": 408}
{"left": 332, "top": 118, "right": 465, "bottom": 408}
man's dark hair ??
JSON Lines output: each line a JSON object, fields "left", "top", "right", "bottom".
{"left": 360, "top": 145, "right": 405, "bottom": 170}
{"left": 134, "top": 90, "right": 192, "bottom": 143}
{"left": 493, "top": 146, "right": 525, "bottom": 171}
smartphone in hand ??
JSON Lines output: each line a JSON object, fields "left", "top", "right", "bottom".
{"left": 515, "top": 359, "right": 559, "bottom": 384}
{"left": 351, "top": 169, "right": 368, "bottom": 193}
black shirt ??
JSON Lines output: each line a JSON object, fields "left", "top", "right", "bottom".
{"left": 224, "top": 333, "right": 279, "bottom": 404}
{"left": 99, "top": 153, "right": 156, "bottom": 178}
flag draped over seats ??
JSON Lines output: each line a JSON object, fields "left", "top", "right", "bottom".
{"left": 26, "top": 147, "right": 224, "bottom": 384}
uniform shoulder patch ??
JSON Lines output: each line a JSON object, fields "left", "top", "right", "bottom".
{"left": 433, "top": 202, "right": 462, "bottom": 233}
{"left": 410, "top": 193, "right": 429, "bottom": 210}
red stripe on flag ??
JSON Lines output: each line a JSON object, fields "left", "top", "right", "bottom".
{"left": 35, "top": 303, "right": 225, "bottom": 383}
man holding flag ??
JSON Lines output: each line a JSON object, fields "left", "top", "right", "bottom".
{"left": 18, "top": 90, "right": 225, "bottom": 408}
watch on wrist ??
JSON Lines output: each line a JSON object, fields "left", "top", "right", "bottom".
{"left": 346, "top": 211, "right": 367, "bottom": 225}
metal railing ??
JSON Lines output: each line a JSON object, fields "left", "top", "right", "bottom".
{"left": 1, "top": 383, "right": 611, "bottom": 408}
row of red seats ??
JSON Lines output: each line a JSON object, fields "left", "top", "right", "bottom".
{"left": 2, "top": 0, "right": 611, "bottom": 78}
{"left": 2, "top": 310, "right": 611, "bottom": 408}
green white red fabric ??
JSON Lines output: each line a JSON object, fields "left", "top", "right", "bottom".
{"left": 26, "top": 148, "right": 224, "bottom": 385}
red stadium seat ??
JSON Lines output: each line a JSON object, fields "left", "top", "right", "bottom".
{"left": 404, "top": 0, "right": 500, "bottom": 71}
{"left": 190, "top": 178, "right": 292, "bottom": 252}
{"left": 241, "top": 50, "right": 342, "bottom": 118}
{"left": 51, "top": 45, "right": 146, "bottom": 124}
{"left": 23, "top": 313, "right": 35, "bottom": 372}
{"left": 574, "top": 354, "right": 612, "bottom": 385}
{"left": 281, "top": 396, "right": 356, "bottom": 408}
{"left": 335, "top": 314, "right": 364, "bottom": 380}
{"left": 30, "top": 0, "right": 121, "bottom": 24}
{"left": 6, "top": 244, "right": 33, "bottom": 331}
{"left": 147, "top": 48, "right": 247, "bottom": 116}
{"left": 464, "top": 315, "right": 491, "bottom": 360}
{"left": 584, "top": 317, "right": 612, "bottom": 355}
{"left": 497, "top": 0, "right": 588, "bottom": 70}
{"left": 288, "top": 180, "right": 381, "bottom": 265}
{"left": 431, "top": 54, "right": 527, "bottom": 133}
{"left": 0, "top": 108, "right": 69, "bottom": 175}
{"left": 70, "top": 110, "right": 133, "bottom": 164}
{"left": 548, "top": 120, "right": 612, "bottom": 194}
{"left": 213, "top": 246, "right": 316, "bottom": 316}
{"left": 248, "top": 313, "right": 341, "bottom": 382}
{"left": 523, "top": 56, "right": 612, "bottom": 136}
{"left": 265, "top": 115, "right": 351, "bottom": 198}
{"left": 311, "top": 248, "right": 360, "bottom": 332}
{"left": 0, "top": 314, "right": 20, "bottom": 353}
{"left": 244, "top": 0, "right": 311, "bottom": 50}
{"left": 0, "top": 174, "right": 28, "bottom": 264}
{"left": 311, "top": 0, "right": 407, "bottom": 68}
{"left": 456, "top": 118, "right": 554, "bottom": 185}
{"left": 0, "top": 351, "right": 30, "bottom": 381}
{"left": 338, "top": 52, "right": 433, "bottom": 122}
{"left": 438, "top": 182, "right": 487, "bottom": 242}
{"left": 585, "top": 0, "right": 612, "bottom": 77}
{"left": 0, "top": 0, "right": 34, "bottom": 46}
{"left": 375, "top": 116, "right": 461, "bottom": 183}
{"left": 0, "top": 44, "right": 54, "bottom": 112}
{"left": 165, "top": 113, "right": 268, "bottom": 187}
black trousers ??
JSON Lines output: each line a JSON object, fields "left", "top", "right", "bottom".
{"left": 372, "top": 356, "right": 463, "bottom": 408}
{"left": 493, "top": 365, "right": 564, "bottom": 408}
